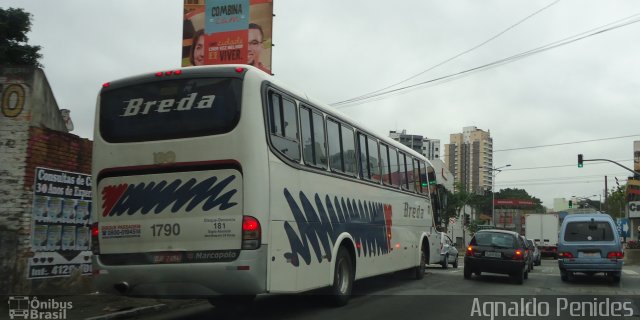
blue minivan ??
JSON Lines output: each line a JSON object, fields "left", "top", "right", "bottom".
{"left": 558, "top": 213, "right": 623, "bottom": 282}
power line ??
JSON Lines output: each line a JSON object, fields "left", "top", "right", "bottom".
{"left": 443, "top": 134, "right": 639, "bottom": 159}
{"left": 495, "top": 135, "right": 640, "bottom": 152}
{"left": 496, "top": 179, "right": 604, "bottom": 187}
{"left": 502, "top": 160, "right": 634, "bottom": 171}
{"left": 499, "top": 172, "right": 628, "bottom": 184}
{"left": 331, "top": 0, "right": 561, "bottom": 106}
{"left": 331, "top": 13, "right": 640, "bottom": 108}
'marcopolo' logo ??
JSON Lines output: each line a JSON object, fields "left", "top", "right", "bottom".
{"left": 101, "top": 175, "right": 238, "bottom": 217}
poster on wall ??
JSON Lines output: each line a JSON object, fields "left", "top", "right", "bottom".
{"left": 182, "top": 0, "right": 273, "bottom": 74}
{"left": 28, "top": 167, "right": 92, "bottom": 279}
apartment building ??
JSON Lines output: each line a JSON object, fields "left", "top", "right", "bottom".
{"left": 444, "top": 126, "right": 493, "bottom": 193}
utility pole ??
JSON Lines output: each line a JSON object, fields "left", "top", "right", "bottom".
{"left": 604, "top": 176, "right": 608, "bottom": 213}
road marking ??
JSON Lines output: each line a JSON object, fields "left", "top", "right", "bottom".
{"left": 623, "top": 269, "right": 639, "bottom": 275}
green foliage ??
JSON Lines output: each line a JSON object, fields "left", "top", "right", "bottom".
{"left": 0, "top": 7, "right": 42, "bottom": 67}
{"left": 467, "top": 220, "right": 480, "bottom": 235}
{"left": 605, "top": 185, "right": 627, "bottom": 218}
{"left": 473, "top": 187, "right": 545, "bottom": 214}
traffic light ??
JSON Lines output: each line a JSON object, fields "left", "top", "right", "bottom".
{"left": 464, "top": 214, "right": 470, "bottom": 226}
{"left": 568, "top": 200, "right": 573, "bottom": 208}
{"left": 578, "top": 154, "right": 583, "bottom": 168}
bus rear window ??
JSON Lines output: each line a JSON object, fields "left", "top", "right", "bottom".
{"left": 100, "top": 78, "right": 242, "bottom": 142}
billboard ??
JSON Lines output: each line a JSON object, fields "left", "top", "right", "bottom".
{"left": 28, "top": 167, "right": 92, "bottom": 278}
{"left": 182, "top": 0, "right": 273, "bottom": 74}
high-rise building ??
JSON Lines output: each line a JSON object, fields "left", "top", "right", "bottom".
{"left": 444, "top": 126, "right": 493, "bottom": 193}
{"left": 422, "top": 137, "right": 440, "bottom": 160}
{"left": 389, "top": 130, "right": 441, "bottom": 160}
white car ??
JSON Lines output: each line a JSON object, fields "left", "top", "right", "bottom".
{"left": 439, "top": 233, "right": 459, "bottom": 269}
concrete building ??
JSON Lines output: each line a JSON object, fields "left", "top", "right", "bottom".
{"left": 444, "top": 126, "right": 493, "bottom": 194}
{"left": 421, "top": 137, "right": 441, "bottom": 160}
{"left": 553, "top": 198, "right": 570, "bottom": 212}
{"left": 1, "top": 66, "right": 93, "bottom": 295}
{"left": 389, "top": 130, "right": 441, "bottom": 161}
{"left": 389, "top": 130, "right": 423, "bottom": 155}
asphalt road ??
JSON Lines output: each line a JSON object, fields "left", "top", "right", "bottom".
{"left": 136, "top": 257, "right": 640, "bottom": 320}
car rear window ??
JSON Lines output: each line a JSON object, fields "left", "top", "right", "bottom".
{"left": 563, "top": 221, "right": 614, "bottom": 242}
{"left": 471, "top": 232, "right": 516, "bottom": 248}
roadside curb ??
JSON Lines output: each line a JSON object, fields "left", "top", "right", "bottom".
{"left": 85, "top": 304, "right": 166, "bottom": 320}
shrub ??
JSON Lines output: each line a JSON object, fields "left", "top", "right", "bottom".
{"left": 627, "top": 240, "right": 640, "bottom": 249}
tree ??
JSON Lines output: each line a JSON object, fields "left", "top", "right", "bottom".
{"left": 0, "top": 7, "right": 42, "bottom": 67}
{"left": 474, "top": 187, "right": 545, "bottom": 214}
{"left": 605, "top": 186, "right": 627, "bottom": 218}
{"left": 442, "top": 183, "right": 476, "bottom": 230}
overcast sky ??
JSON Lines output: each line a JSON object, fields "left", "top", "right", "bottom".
{"left": 5, "top": 0, "right": 639, "bottom": 209}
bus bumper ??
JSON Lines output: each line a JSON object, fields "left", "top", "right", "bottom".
{"left": 92, "top": 245, "right": 268, "bottom": 297}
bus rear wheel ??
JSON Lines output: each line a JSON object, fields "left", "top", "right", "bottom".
{"left": 413, "top": 248, "right": 426, "bottom": 280}
{"left": 330, "top": 247, "right": 354, "bottom": 307}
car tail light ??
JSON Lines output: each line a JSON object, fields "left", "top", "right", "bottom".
{"left": 552, "top": 247, "right": 557, "bottom": 252}
{"left": 607, "top": 251, "right": 624, "bottom": 259}
{"left": 512, "top": 249, "right": 524, "bottom": 260}
{"left": 559, "top": 252, "right": 574, "bottom": 259}
{"left": 465, "top": 246, "right": 474, "bottom": 256}
{"left": 242, "top": 216, "right": 261, "bottom": 250}
{"left": 91, "top": 222, "right": 100, "bottom": 255}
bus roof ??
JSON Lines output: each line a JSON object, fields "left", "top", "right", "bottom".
{"left": 103, "top": 64, "right": 433, "bottom": 167}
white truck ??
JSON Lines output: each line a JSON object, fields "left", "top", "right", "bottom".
{"left": 524, "top": 213, "right": 559, "bottom": 259}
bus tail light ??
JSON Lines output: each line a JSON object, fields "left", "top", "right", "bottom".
{"left": 155, "top": 69, "right": 183, "bottom": 77}
{"left": 242, "top": 216, "right": 261, "bottom": 250}
{"left": 91, "top": 222, "right": 100, "bottom": 255}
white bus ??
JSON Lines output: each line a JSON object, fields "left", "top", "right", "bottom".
{"left": 91, "top": 65, "right": 445, "bottom": 306}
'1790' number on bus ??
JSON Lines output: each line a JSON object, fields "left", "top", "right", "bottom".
{"left": 150, "top": 223, "right": 180, "bottom": 237}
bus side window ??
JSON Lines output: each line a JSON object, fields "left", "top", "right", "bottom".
{"left": 399, "top": 152, "right": 409, "bottom": 190}
{"left": 419, "top": 161, "right": 429, "bottom": 195}
{"left": 407, "top": 157, "right": 416, "bottom": 192}
{"left": 380, "top": 144, "right": 391, "bottom": 186}
{"left": 367, "top": 136, "right": 380, "bottom": 183}
{"left": 300, "top": 105, "right": 327, "bottom": 169}
{"left": 312, "top": 111, "right": 327, "bottom": 168}
{"left": 327, "top": 119, "right": 343, "bottom": 172}
{"left": 327, "top": 119, "right": 356, "bottom": 176}
{"left": 268, "top": 91, "right": 300, "bottom": 161}
{"left": 358, "top": 133, "right": 369, "bottom": 179}
{"left": 341, "top": 125, "right": 357, "bottom": 176}
{"left": 389, "top": 147, "right": 400, "bottom": 188}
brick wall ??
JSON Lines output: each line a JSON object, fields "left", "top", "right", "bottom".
{"left": 21, "top": 127, "right": 93, "bottom": 294}
{"left": 1, "top": 67, "right": 94, "bottom": 294}
{"left": 0, "top": 80, "right": 32, "bottom": 294}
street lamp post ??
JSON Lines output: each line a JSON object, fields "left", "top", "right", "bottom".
{"left": 485, "top": 164, "right": 511, "bottom": 227}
